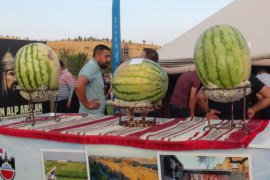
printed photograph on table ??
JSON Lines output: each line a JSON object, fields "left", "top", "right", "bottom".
{"left": 41, "top": 149, "right": 89, "bottom": 180}
{"left": 88, "top": 155, "right": 158, "bottom": 180}
{"left": 158, "top": 153, "right": 252, "bottom": 180}
{"left": 0, "top": 148, "right": 16, "bottom": 180}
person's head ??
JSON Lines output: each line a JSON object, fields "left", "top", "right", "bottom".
{"left": 1, "top": 68, "right": 17, "bottom": 95}
{"left": 59, "top": 60, "right": 65, "bottom": 71}
{"left": 5, "top": 69, "right": 16, "bottom": 90}
{"left": 141, "top": 48, "right": 159, "bottom": 62}
{"left": 256, "top": 67, "right": 269, "bottom": 75}
{"left": 1, "top": 51, "right": 17, "bottom": 95}
{"left": 93, "top": 44, "right": 111, "bottom": 69}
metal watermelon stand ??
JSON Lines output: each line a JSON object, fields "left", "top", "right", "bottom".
{"left": 109, "top": 99, "right": 161, "bottom": 127}
{"left": 18, "top": 86, "right": 60, "bottom": 126}
{"left": 203, "top": 85, "right": 251, "bottom": 134}
{"left": 116, "top": 106, "right": 160, "bottom": 127}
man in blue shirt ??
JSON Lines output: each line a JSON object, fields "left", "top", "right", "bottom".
{"left": 75, "top": 45, "right": 111, "bottom": 115}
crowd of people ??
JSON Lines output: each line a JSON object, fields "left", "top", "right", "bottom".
{"left": 56, "top": 44, "right": 163, "bottom": 116}
{"left": 56, "top": 44, "right": 270, "bottom": 120}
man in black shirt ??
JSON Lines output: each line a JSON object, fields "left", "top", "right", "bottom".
{"left": 197, "top": 75, "right": 270, "bottom": 120}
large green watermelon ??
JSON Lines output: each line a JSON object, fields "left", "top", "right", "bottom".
{"left": 112, "top": 58, "right": 168, "bottom": 104}
{"left": 15, "top": 43, "right": 60, "bottom": 91}
{"left": 194, "top": 24, "right": 251, "bottom": 88}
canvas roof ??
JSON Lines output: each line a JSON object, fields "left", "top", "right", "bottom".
{"left": 158, "top": 0, "right": 270, "bottom": 74}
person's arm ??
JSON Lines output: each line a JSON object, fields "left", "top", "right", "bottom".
{"left": 196, "top": 88, "right": 208, "bottom": 115}
{"left": 196, "top": 88, "right": 221, "bottom": 119}
{"left": 75, "top": 75, "right": 100, "bottom": 109}
{"left": 66, "top": 73, "right": 76, "bottom": 109}
{"left": 189, "top": 87, "right": 197, "bottom": 118}
{"left": 107, "top": 85, "right": 112, "bottom": 98}
{"left": 248, "top": 86, "right": 270, "bottom": 119}
{"left": 207, "top": 109, "right": 221, "bottom": 119}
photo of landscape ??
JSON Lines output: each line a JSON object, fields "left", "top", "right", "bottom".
{"left": 89, "top": 155, "right": 158, "bottom": 180}
{"left": 42, "top": 150, "right": 89, "bottom": 180}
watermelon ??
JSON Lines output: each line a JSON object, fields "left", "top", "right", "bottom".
{"left": 194, "top": 24, "right": 251, "bottom": 88}
{"left": 112, "top": 58, "right": 168, "bottom": 104}
{"left": 14, "top": 43, "right": 60, "bottom": 91}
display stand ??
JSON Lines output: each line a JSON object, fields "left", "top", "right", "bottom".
{"left": 203, "top": 85, "right": 251, "bottom": 134}
{"left": 19, "top": 89, "right": 60, "bottom": 126}
{"left": 115, "top": 105, "right": 160, "bottom": 127}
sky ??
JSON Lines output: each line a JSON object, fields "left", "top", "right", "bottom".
{"left": 176, "top": 155, "right": 224, "bottom": 169}
{"left": 0, "top": 0, "right": 233, "bottom": 46}
{"left": 43, "top": 151, "right": 86, "bottom": 162}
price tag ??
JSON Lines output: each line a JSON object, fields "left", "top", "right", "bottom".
{"left": 130, "top": 58, "right": 143, "bottom": 65}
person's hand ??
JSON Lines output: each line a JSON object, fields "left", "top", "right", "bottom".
{"left": 85, "top": 98, "right": 100, "bottom": 109}
{"left": 66, "top": 101, "right": 71, "bottom": 110}
{"left": 207, "top": 109, "right": 221, "bottom": 119}
{"left": 247, "top": 108, "right": 255, "bottom": 119}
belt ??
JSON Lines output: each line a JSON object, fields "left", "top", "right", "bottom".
{"left": 169, "top": 104, "right": 188, "bottom": 110}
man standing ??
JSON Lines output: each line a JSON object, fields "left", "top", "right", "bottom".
{"left": 169, "top": 71, "right": 201, "bottom": 118}
{"left": 75, "top": 45, "right": 111, "bottom": 115}
{"left": 255, "top": 67, "right": 270, "bottom": 119}
{"left": 256, "top": 67, "right": 270, "bottom": 86}
{"left": 141, "top": 48, "right": 159, "bottom": 62}
{"left": 140, "top": 47, "right": 167, "bottom": 117}
{"left": 57, "top": 60, "right": 75, "bottom": 113}
{"left": 202, "top": 75, "right": 270, "bottom": 120}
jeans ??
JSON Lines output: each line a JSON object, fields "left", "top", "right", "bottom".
{"left": 168, "top": 104, "right": 190, "bottom": 118}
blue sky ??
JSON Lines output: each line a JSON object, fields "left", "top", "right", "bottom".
{"left": 0, "top": 0, "right": 233, "bottom": 45}
{"left": 43, "top": 151, "right": 86, "bottom": 162}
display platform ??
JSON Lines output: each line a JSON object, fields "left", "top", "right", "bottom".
{"left": 0, "top": 114, "right": 270, "bottom": 180}
{"left": 0, "top": 114, "right": 268, "bottom": 151}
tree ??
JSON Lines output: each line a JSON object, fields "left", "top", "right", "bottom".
{"left": 77, "top": 36, "right": 83, "bottom": 41}
{"left": 59, "top": 49, "right": 87, "bottom": 78}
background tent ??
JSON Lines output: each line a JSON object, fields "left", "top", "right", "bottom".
{"left": 158, "top": 0, "right": 270, "bottom": 74}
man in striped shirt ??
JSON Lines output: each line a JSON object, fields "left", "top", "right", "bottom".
{"left": 57, "top": 60, "right": 76, "bottom": 113}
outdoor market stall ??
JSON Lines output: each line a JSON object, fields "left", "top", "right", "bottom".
{"left": 0, "top": 113, "right": 270, "bottom": 179}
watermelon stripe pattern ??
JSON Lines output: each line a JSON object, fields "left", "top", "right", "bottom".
{"left": 112, "top": 59, "right": 168, "bottom": 103}
{"left": 194, "top": 25, "right": 251, "bottom": 88}
{"left": 30, "top": 44, "right": 39, "bottom": 89}
{"left": 15, "top": 43, "right": 60, "bottom": 91}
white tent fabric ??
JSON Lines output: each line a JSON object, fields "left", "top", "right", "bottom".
{"left": 159, "top": 0, "right": 270, "bottom": 74}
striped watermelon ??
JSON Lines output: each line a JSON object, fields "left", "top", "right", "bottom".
{"left": 15, "top": 43, "right": 60, "bottom": 91}
{"left": 194, "top": 25, "right": 251, "bottom": 88}
{"left": 112, "top": 58, "right": 168, "bottom": 103}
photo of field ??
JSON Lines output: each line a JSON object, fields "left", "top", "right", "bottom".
{"left": 42, "top": 150, "right": 88, "bottom": 180}
{"left": 89, "top": 155, "right": 158, "bottom": 180}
